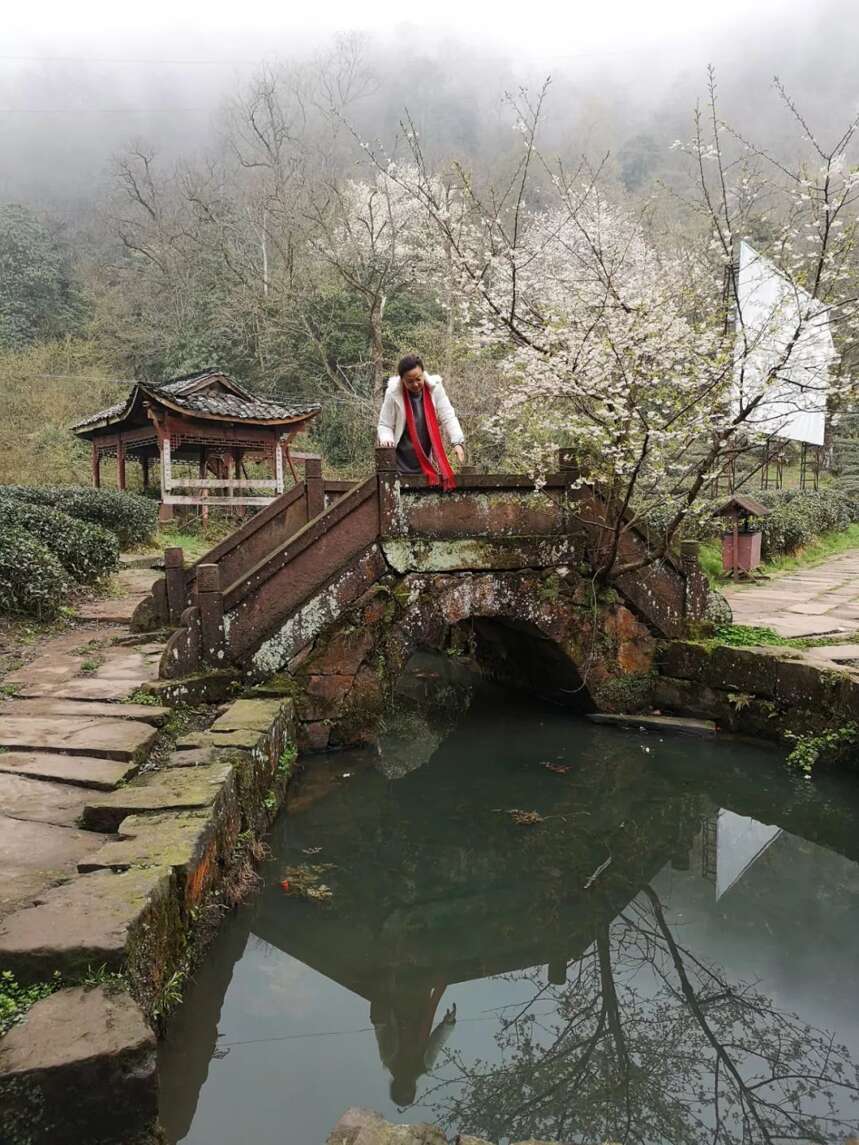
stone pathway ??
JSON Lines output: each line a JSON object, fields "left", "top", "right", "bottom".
{"left": 723, "top": 551, "right": 859, "bottom": 648}
{"left": 0, "top": 568, "right": 167, "bottom": 922}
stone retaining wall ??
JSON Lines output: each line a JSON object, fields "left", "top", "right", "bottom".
{"left": 0, "top": 694, "right": 297, "bottom": 1145}
{"left": 655, "top": 640, "right": 859, "bottom": 741}
{"left": 328, "top": 1106, "right": 563, "bottom": 1145}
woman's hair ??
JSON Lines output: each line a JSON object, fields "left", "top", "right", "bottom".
{"left": 397, "top": 354, "right": 423, "bottom": 377}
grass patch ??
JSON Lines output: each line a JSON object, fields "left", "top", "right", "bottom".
{"left": 134, "top": 519, "right": 237, "bottom": 566}
{"left": 703, "top": 623, "right": 858, "bottom": 652}
{"left": 125, "top": 688, "right": 161, "bottom": 706}
{"left": 0, "top": 970, "right": 60, "bottom": 1035}
{"left": 0, "top": 966, "right": 127, "bottom": 1037}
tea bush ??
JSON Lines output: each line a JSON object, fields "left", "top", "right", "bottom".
{"left": 1, "top": 485, "right": 157, "bottom": 546}
{"left": 757, "top": 489, "right": 857, "bottom": 559}
{"left": 641, "top": 488, "right": 859, "bottom": 562}
{"left": 0, "top": 497, "right": 118, "bottom": 583}
{"left": 0, "top": 526, "right": 71, "bottom": 618}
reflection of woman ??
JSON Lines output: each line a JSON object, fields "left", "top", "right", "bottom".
{"left": 370, "top": 981, "right": 457, "bottom": 1107}
{"left": 377, "top": 354, "right": 465, "bottom": 487}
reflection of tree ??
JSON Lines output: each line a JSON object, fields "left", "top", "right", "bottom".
{"left": 423, "top": 885, "right": 859, "bottom": 1145}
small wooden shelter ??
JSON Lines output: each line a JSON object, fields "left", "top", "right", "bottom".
{"left": 714, "top": 493, "right": 771, "bottom": 576}
{"left": 72, "top": 369, "right": 321, "bottom": 521}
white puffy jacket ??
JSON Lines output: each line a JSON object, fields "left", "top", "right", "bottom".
{"left": 376, "top": 374, "right": 465, "bottom": 449}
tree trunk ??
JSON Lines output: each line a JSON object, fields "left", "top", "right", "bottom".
{"left": 370, "top": 293, "right": 386, "bottom": 404}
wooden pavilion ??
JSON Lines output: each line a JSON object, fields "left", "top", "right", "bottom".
{"left": 72, "top": 369, "right": 321, "bottom": 521}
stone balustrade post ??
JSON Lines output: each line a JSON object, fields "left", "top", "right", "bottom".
{"left": 305, "top": 456, "right": 325, "bottom": 521}
{"left": 196, "top": 563, "right": 225, "bottom": 666}
{"left": 557, "top": 448, "right": 581, "bottom": 536}
{"left": 164, "top": 547, "right": 186, "bottom": 625}
{"left": 375, "top": 446, "right": 402, "bottom": 538}
{"left": 681, "top": 539, "right": 708, "bottom": 621}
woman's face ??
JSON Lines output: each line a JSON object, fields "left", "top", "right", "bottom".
{"left": 402, "top": 366, "right": 424, "bottom": 395}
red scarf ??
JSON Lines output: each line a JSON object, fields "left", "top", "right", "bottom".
{"left": 402, "top": 383, "right": 457, "bottom": 492}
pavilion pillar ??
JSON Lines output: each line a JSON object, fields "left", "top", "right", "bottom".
{"left": 158, "top": 430, "right": 173, "bottom": 524}
{"left": 91, "top": 443, "right": 101, "bottom": 489}
{"left": 141, "top": 456, "right": 150, "bottom": 490}
{"left": 116, "top": 434, "right": 127, "bottom": 492}
{"left": 199, "top": 447, "right": 209, "bottom": 525}
{"left": 274, "top": 436, "right": 285, "bottom": 494}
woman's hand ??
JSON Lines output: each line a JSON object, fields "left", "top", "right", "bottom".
{"left": 452, "top": 444, "right": 465, "bottom": 464}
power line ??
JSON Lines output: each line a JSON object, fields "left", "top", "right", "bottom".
{"left": 0, "top": 55, "right": 260, "bottom": 65}
{"left": 0, "top": 107, "right": 214, "bottom": 114}
{"left": 0, "top": 44, "right": 647, "bottom": 68}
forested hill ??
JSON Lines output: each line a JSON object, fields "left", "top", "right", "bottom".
{"left": 2, "top": 4, "right": 859, "bottom": 489}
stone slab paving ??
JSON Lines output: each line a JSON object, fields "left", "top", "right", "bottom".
{"left": 0, "top": 817, "right": 103, "bottom": 919}
{"left": 0, "top": 580, "right": 167, "bottom": 928}
{"left": 79, "top": 810, "right": 213, "bottom": 875}
{"left": 21, "top": 677, "right": 152, "bottom": 701}
{"left": 0, "top": 698, "right": 169, "bottom": 723}
{"left": 806, "top": 643, "right": 859, "bottom": 662}
{"left": 0, "top": 866, "right": 172, "bottom": 979}
{"left": 0, "top": 985, "right": 157, "bottom": 1143}
{"left": 75, "top": 567, "right": 160, "bottom": 623}
{"left": 0, "top": 715, "right": 157, "bottom": 761}
{"left": 3, "top": 627, "right": 127, "bottom": 690}
{"left": 0, "top": 750, "right": 137, "bottom": 790}
{"left": 724, "top": 550, "right": 859, "bottom": 645}
{"left": 0, "top": 773, "right": 91, "bottom": 827}
{"left": 81, "top": 758, "right": 235, "bottom": 832}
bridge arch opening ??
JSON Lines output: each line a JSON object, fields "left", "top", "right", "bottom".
{"left": 445, "top": 616, "right": 596, "bottom": 714}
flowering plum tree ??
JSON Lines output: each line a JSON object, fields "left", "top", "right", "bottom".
{"left": 366, "top": 73, "right": 859, "bottom": 579}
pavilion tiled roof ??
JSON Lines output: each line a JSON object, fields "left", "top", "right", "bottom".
{"left": 71, "top": 369, "right": 321, "bottom": 432}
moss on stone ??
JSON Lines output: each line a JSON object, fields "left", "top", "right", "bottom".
{"left": 590, "top": 672, "right": 656, "bottom": 714}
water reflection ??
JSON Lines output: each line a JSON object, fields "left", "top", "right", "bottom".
{"left": 159, "top": 692, "right": 859, "bottom": 1145}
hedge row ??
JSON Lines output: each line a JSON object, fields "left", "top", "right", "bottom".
{"left": 0, "top": 527, "right": 71, "bottom": 619}
{"left": 1, "top": 485, "right": 157, "bottom": 546}
{"left": 0, "top": 485, "right": 157, "bottom": 619}
{"left": 755, "top": 488, "right": 858, "bottom": 559}
{"left": 641, "top": 487, "right": 859, "bottom": 562}
{"left": 0, "top": 499, "right": 119, "bottom": 584}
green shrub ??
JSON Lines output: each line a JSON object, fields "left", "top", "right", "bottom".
{"left": 0, "top": 497, "right": 118, "bottom": 583}
{"left": 0, "top": 526, "right": 70, "bottom": 618}
{"left": 1, "top": 485, "right": 157, "bottom": 546}
{"left": 757, "top": 489, "right": 858, "bottom": 559}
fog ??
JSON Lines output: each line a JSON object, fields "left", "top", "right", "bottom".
{"left": 2, "top": 0, "right": 857, "bottom": 212}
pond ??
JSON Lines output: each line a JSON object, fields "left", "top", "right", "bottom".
{"left": 158, "top": 681, "right": 859, "bottom": 1145}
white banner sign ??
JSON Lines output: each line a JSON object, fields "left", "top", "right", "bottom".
{"left": 733, "top": 240, "right": 836, "bottom": 446}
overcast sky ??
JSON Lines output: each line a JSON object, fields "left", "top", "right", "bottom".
{"left": 5, "top": 0, "right": 811, "bottom": 63}
{"left": 1, "top": 0, "right": 851, "bottom": 207}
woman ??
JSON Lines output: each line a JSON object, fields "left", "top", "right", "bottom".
{"left": 376, "top": 354, "right": 465, "bottom": 488}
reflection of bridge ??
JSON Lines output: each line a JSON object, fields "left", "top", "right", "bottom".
{"left": 134, "top": 448, "right": 708, "bottom": 682}
{"left": 159, "top": 704, "right": 703, "bottom": 1140}
{"left": 157, "top": 702, "right": 859, "bottom": 1143}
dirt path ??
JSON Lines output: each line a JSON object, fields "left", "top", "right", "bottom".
{"left": 722, "top": 549, "right": 859, "bottom": 660}
{"left": 0, "top": 566, "right": 167, "bottom": 922}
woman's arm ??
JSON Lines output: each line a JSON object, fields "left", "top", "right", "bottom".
{"left": 376, "top": 387, "right": 398, "bottom": 447}
{"left": 431, "top": 381, "right": 465, "bottom": 446}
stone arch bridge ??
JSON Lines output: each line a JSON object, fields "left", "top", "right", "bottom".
{"left": 133, "top": 448, "right": 708, "bottom": 750}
